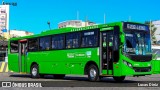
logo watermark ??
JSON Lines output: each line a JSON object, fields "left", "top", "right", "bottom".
{"left": 2, "top": 82, "right": 11, "bottom": 87}
{"left": 2, "top": 1, "right": 17, "bottom": 6}
{"left": 1, "top": 82, "right": 42, "bottom": 88}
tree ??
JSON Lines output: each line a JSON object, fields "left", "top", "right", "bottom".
{"left": 145, "top": 21, "right": 157, "bottom": 44}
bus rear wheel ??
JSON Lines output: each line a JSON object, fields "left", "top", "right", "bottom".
{"left": 113, "top": 76, "right": 125, "bottom": 82}
{"left": 54, "top": 74, "right": 65, "bottom": 79}
{"left": 87, "top": 64, "right": 99, "bottom": 82}
{"left": 31, "top": 64, "right": 40, "bottom": 78}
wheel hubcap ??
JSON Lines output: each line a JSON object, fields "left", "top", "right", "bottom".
{"left": 90, "top": 68, "right": 96, "bottom": 78}
{"left": 32, "top": 68, "right": 37, "bottom": 76}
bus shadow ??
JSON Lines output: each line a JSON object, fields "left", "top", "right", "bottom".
{"left": 64, "top": 76, "right": 139, "bottom": 83}
{"left": 9, "top": 74, "right": 54, "bottom": 79}
{"left": 9, "top": 74, "right": 31, "bottom": 78}
{"left": 9, "top": 74, "right": 139, "bottom": 83}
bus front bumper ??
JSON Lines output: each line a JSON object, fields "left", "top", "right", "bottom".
{"left": 121, "top": 61, "right": 152, "bottom": 76}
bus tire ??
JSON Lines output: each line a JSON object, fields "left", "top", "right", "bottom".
{"left": 87, "top": 64, "right": 99, "bottom": 82}
{"left": 113, "top": 76, "right": 125, "bottom": 82}
{"left": 54, "top": 74, "right": 65, "bottom": 79}
{"left": 31, "top": 64, "right": 40, "bottom": 78}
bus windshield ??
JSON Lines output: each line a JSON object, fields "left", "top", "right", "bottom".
{"left": 124, "top": 31, "right": 151, "bottom": 55}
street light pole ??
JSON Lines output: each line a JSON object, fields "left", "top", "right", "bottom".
{"left": 47, "top": 21, "right": 51, "bottom": 30}
{"left": 104, "top": 13, "right": 106, "bottom": 24}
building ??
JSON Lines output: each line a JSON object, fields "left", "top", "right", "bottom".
{"left": 9, "top": 30, "right": 34, "bottom": 37}
{"left": 58, "top": 20, "right": 96, "bottom": 28}
{"left": 3, "top": 30, "right": 34, "bottom": 39}
{"left": 152, "top": 20, "right": 160, "bottom": 43}
{"left": 0, "top": 40, "right": 7, "bottom": 62}
{"left": 0, "top": 5, "right": 9, "bottom": 36}
{"left": 0, "top": 30, "right": 33, "bottom": 62}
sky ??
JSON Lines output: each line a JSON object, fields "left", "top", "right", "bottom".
{"left": 4, "top": 0, "right": 160, "bottom": 34}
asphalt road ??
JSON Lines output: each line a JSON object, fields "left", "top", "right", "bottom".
{"left": 0, "top": 72, "right": 160, "bottom": 90}
{"left": 0, "top": 72, "right": 160, "bottom": 81}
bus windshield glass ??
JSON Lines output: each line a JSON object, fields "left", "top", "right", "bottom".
{"left": 124, "top": 31, "right": 151, "bottom": 55}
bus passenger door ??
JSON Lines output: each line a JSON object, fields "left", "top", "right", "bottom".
{"left": 101, "top": 31, "right": 114, "bottom": 75}
{"left": 18, "top": 40, "right": 27, "bottom": 73}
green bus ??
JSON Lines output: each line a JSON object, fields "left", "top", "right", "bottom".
{"left": 8, "top": 21, "right": 152, "bottom": 82}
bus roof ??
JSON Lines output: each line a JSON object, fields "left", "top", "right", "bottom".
{"left": 9, "top": 21, "right": 145, "bottom": 41}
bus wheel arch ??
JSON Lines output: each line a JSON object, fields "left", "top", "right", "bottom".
{"left": 84, "top": 61, "right": 98, "bottom": 75}
{"left": 84, "top": 61, "right": 100, "bottom": 81}
{"left": 30, "top": 62, "right": 40, "bottom": 78}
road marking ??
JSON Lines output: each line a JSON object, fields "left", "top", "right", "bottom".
{"left": 0, "top": 62, "right": 5, "bottom": 72}
{"left": 5, "top": 64, "right": 8, "bottom": 72}
{"left": 0, "top": 62, "right": 13, "bottom": 73}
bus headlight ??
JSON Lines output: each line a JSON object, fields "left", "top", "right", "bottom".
{"left": 123, "top": 60, "right": 133, "bottom": 68}
{"left": 128, "top": 63, "right": 132, "bottom": 68}
{"left": 123, "top": 60, "right": 127, "bottom": 65}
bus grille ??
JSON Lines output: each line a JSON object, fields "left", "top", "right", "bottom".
{"left": 129, "top": 55, "right": 152, "bottom": 62}
{"left": 133, "top": 67, "right": 151, "bottom": 72}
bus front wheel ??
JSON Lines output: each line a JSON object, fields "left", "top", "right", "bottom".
{"left": 31, "top": 64, "right": 40, "bottom": 78}
{"left": 113, "top": 76, "right": 125, "bottom": 82}
{"left": 87, "top": 64, "right": 99, "bottom": 81}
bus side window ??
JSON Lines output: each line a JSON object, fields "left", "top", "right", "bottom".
{"left": 66, "top": 32, "right": 80, "bottom": 49}
{"left": 10, "top": 41, "right": 18, "bottom": 53}
{"left": 81, "top": 29, "right": 98, "bottom": 47}
{"left": 52, "top": 35, "right": 65, "bottom": 49}
{"left": 28, "top": 38, "right": 39, "bottom": 52}
{"left": 39, "top": 36, "right": 51, "bottom": 50}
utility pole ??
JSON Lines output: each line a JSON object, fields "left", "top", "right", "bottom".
{"left": 77, "top": 11, "right": 79, "bottom": 20}
{"left": 150, "top": 20, "right": 152, "bottom": 44}
{"left": 104, "top": 13, "right": 106, "bottom": 24}
{"left": 85, "top": 16, "right": 88, "bottom": 26}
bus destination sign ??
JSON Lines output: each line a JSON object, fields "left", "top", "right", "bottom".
{"left": 123, "top": 22, "right": 149, "bottom": 31}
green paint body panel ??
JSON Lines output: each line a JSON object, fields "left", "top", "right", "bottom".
{"left": 8, "top": 53, "right": 19, "bottom": 72}
{"left": 151, "top": 60, "right": 160, "bottom": 74}
{"left": 119, "top": 55, "right": 152, "bottom": 76}
{"left": 9, "top": 48, "right": 100, "bottom": 75}
{"left": 102, "top": 70, "right": 113, "bottom": 75}
{"left": 8, "top": 22, "right": 154, "bottom": 77}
